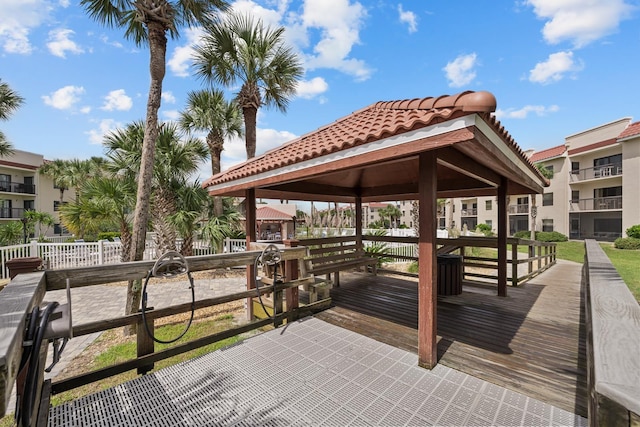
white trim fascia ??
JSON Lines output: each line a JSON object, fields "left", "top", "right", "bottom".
{"left": 207, "top": 115, "right": 476, "bottom": 192}
{"left": 473, "top": 116, "right": 542, "bottom": 185}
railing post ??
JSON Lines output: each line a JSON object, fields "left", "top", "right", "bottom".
{"left": 225, "top": 237, "right": 230, "bottom": 253}
{"left": 29, "top": 240, "right": 38, "bottom": 257}
{"left": 511, "top": 241, "right": 518, "bottom": 287}
{"left": 537, "top": 245, "right": 542, "bottom": 271}
{"left": 98, "top": 240, "right": 104, "bottom": 265}
{"left": 283, "top": 240, "right": 300, "bottom": 322}
{"left": 137, "top": 311, "right": 154, "bottom": 375}
{"left": 528, "top": 243, "right": 534, "bottom": 275}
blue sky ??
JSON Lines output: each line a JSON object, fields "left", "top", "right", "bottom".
{"left": 1, "top": 0, "right": 639, "bottom": 181}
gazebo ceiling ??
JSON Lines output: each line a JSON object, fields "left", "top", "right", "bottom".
{"left": 203, "top": 90, "right": 548, "bottom": 202}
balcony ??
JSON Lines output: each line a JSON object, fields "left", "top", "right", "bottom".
{"left": 461, "top": 208, "right": 477, "bottom": 217}
{"left": 570, "top": 164, "right": 622, "bottom": 182}
{"left": 508, "top": 204, "right": 529, "bottom": 214}
{"left": 570, "top": 196, "right": 622, "bottom": 212}
{"left": 0, "top": 181, "right": 36, "bottom": 195}
{"left": 0, "top": 207, "right": 26, "bottom": 219}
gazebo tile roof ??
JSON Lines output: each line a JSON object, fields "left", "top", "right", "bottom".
{"left": 203, "top": 90, "right": 536, "bottom": 189}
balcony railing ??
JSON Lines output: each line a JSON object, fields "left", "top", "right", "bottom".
{"left": 0, "top": 207, "right": 25, "bottom": 219}
{"left": 570, "top": 196, "right": 622, "bottom": 212}
{"left": 0, "top": 181, "right": 36, "bottom": 194}
{"left": 508, "top": 204, "right": 529, "bottom": 214}
{"left": 461, "top": 208, "right": 477, "bottom": 217}
{"left": 570, "top": 164, "right": 622, "bottom": 182}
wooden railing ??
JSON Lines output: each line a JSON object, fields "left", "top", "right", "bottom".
{"left": 0, "top": 239, "right": 249, "bottom": 280}
{"left": 0, "top": 246, "right": 329, "bottom": 418}
{"left": 363, "top": 235, "right": 556, "bottom": 287}
{"left": 583, "top": 239, "right": 640, "bottom": 426}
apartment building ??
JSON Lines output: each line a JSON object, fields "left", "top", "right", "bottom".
{"left": 0, "top": 149, "right": 73, "bottom": 237}
{"left": 362, "top": 201, "right": 415, "bottom": 229}
{"left": 443, "top": 117, "right": 640, "bottom": 241}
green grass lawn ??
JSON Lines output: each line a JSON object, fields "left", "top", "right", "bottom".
{"left": 553, "top": 241, "right": 639, "bottom": 301}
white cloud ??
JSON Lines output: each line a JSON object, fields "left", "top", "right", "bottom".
{"left": 443, "top": 53, "right": 478, "bottom": 87}
{"left": 42, "top": 85, "right": 85, "bottom": 110}
{"left": 0, "top": 0, "right": 53, "bottom": 54}
{"left": 58, "top": 0, "right": 69, "bottom": 6}
{"left": 99, "top": 35, "right": 123, "bottom": 49}
{"left": 300, "top": 0, "right": 373, "bottom": 81}
{"left": 162, "top": 91, "right": 176, "bottom": 104}
{"left": 296, "top": 77, "right": 329, "bottom": 99}
{"left": 47, "top": 28, "right": 83, "bottom": 58}
{"left": 529, "top": 51, "right": 583, "bottom": 84}
{"left": 101, "top": 89, "right": 133, "bottom": 111}
{"left": 86, "top": 118, "right": 122, "bottom": 145}
{"left": 221, "top": 128, "right": 297, "bottom": 170}
{"left": 168, "top": 27, "right": 204, "bottom": 77}
{"left": 163, "top": 109, "right": 180, "bottom": 121}
{"left": 495, "top": 104, "right": 560, "bottom": 119}
{"left": 230, "top": 0, "right": 284, "bottom": 27}
{"left": 526, "top": 0, "right": 634, "bottom": 47}
{"left": 398, "top": 4, "right": 418, "bottom": 33}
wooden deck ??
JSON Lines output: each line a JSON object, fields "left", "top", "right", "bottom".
{"left": 315, "top": 260, "right": 587, "bottom": 417}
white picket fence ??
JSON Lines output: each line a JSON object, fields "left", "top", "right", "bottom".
{"left": 0, "top": 238, "right": 248, "bottom": 280}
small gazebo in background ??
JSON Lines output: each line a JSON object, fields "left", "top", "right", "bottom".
{"left": 256, "top": 204, "right": 297, "bottom": 241}
{"left": 203, "top": 90, "right": 549, "bottom": 369}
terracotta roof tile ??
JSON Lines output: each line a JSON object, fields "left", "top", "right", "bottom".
{"left": 256, "top": 206, "right": 294, "bottom": 221}
{"left": 203, "top": 90, "right": 534, "bottom": 188}
{"left": 529, "top": 145, "right": 566, "bottom": 163}
{"left": 619, "top": 121, "right": 640, "bottom": 140}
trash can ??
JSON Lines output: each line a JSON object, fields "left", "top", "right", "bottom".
{"left": 437, "top": 254, "right": 462, "bottom": 295}
{"left": 6, "top": 257, "right": 43, "bottom": 279}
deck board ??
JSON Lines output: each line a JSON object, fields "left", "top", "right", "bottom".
{"left": 315, "top": 260, "right": 587, "bottom": 417}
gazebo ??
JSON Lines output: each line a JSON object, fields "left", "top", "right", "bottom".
{"left": 203, "top": 90, "right": 548, "bottom": 369}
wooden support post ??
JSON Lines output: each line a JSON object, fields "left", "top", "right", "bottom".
{"left": 511, "top": 241, "right": 518, "bottom": 287}
{"left": 528, "top": 244, "right": 534, "bottom": 275}
{"left": 137, "top": 312, "right": 154, "bottom": 375}
{"left": 355, "top": 197, "right": 363, "bottom": 254}
{"left": 538, "top": 245, "right": 542, "bottom": 270}
{"left": 418, "top": 152, "right": 438, "bottom": 369}
{"left": 284, "top": 239, "right": 299, "bottom": 322}
{"left": 497, "top": 178, "right": 507, "bottom": 297}
{"left": 245, "top": 189, "right": 257, "bottom": 321}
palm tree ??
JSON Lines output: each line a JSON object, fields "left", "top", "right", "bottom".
{"left": 39, "top": 159, "right": 71, "bottom": 203}
{"left": 80, "top": 0, "right": 230, "bottom": 273}
{"left": 105, "top": 121, "right": 208, "bottom": 253}
{"left": 193, "top": 12, "right": 303, "bottom": 159}
{"left": 170, "top": 180, "right": 208, "bottom": 256}
{"left": 179, "top": 89, "right": 243, "bottom": 217}
{"left": 24, "top": 210, "right": 55, "bottom": 239}
{"left": 0, "top": 79, "right": 24, "bottom": 156}
{"left": 82, "top": 175, "right": 136, "bottom": 261}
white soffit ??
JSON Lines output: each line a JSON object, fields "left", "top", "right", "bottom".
{"left": 474, "top": 116, "right": 542, "bottom": 185}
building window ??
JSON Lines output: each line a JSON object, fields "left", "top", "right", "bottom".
{"left": 486, "top": 220, "right": 492, "bottom": 229}
{"left": 485, "top": 200, "right": 492, "bottom": 211}
{"left": 542, "top": 219, "right": 554, "bottom": 232}
{"left": 571, "top": 161, "right": 580, "bottom": 174}
{"left": 594, "top": 154, "right": 622, "bottom": 168}
{"left": 571, "top": 191, "right": 579, "bottom": 203}
{"left": 542, "top": 193, "right": 553, "bottom": 206}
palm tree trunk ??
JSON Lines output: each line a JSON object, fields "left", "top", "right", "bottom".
{"left": 126, "top": 21, "right": 166, "bottom": 325}
{"left": 243, "top": 106, "right": 257, "bottom": 159}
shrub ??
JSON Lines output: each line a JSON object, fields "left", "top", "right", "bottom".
{"left": 475, "top": 223, "right": 494, "bottom": 236}
{"left": 408, "top": 261, "right": 419, "bottom": 274}
{"left": 513, "top": 230, "right": 568, "bottom": 242}
{"left": 97, "top": 232, "right": 121, "bottom": 241}
{"left": 626, "top": 224, "right": 640, "bottom": 239}
{"left": 614, "top": 237, "right": 640, "bottom": 250}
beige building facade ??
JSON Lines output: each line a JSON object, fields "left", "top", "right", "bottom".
{"left": 0, "top": 149, "right": 73, "bottom": 237}
{"left": 443, "top": 117, "right": 640, "bottom": 241}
